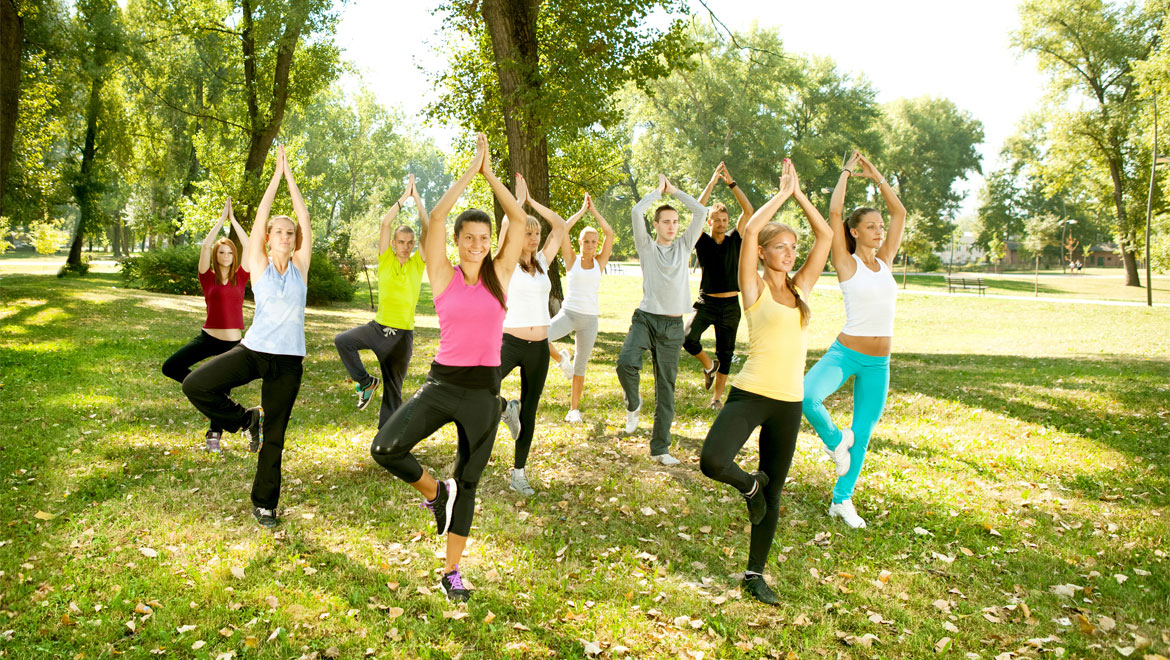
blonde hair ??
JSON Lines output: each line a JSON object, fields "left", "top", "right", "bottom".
{"left": 519, "top": 215, "right": 545, "bottom": 275}
{"left": 709, "top": 202, "right": 729, "bottom": 217}
{"left": 758, "top": 222, "right": 810, "bottom": 328}
{"left": 263, "top": 215, "right": 302, "bottom": 257}
{"left": 212, "top": 237, "right": 241, "bottom": 286}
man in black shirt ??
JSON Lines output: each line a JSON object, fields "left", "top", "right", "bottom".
{"left": 684, "top": 162, "right": 755, "bottom": 409}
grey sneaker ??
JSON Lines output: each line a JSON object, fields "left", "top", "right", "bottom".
{"left": 253, "top": 506, "right": 278, "bottom": 528}
{"left": 205, "top": 430, "right": 222, "bottom": 454}
{"left": 509, "top": 468, "right": 535, "bottom": 496}
{"left": 650, "top": 453, "right": 680, "bottom": 466}
{"left": 703, "top": 359, "right": 720, "bottom": 390}
{"left": 823, "top": 428, "right": 855, "bottom": 477}
{"left": 502, "top": 399, "right": 521, "bottom": 440}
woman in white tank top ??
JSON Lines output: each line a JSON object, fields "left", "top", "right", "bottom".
{"left": 496, "top": 175, "right": 566, "bottom": 496}
{"left": 802, "top": 151, "right": 907, "bottom": 530}
{"left": 547, "top": 194, "right": 615, "bottom": 422}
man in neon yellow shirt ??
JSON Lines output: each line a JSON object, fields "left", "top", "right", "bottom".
{"left": 334, "top": 176, "right": 428, "bottom": 428}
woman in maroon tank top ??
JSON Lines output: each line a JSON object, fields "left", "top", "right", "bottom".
{"left": 161, "top": 198, "right": 252, "bottom": 453}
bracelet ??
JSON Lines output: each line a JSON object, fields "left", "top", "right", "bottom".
{"left": 876, "top": 178, "right": 887, "bottom": 186}
{"left": 728, "top": 181, "right": 737, "bottom": 189}
{"left": 842, "top": 169, "right": 853, "bottom": 177}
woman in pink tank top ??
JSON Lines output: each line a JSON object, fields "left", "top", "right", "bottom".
{"left": 369, "top": 134, "right": 529, "bottom": 603}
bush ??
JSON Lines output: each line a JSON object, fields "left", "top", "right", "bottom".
{"left": 121, "top": 245, "right": 354, "bottom": 305}
{"left": 917, "top": 253, "right": 943, "bottom": 273}
{"left": 120, "top": 245, "right": 201, "bottom": 295}
{"left": 57, "top": 259, "right": 90, "bottom": 278}
{"left": 307, "top": 248, "right": 356, "bottom": 306}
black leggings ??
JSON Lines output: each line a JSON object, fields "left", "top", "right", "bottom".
{"left": 699, "top": 387, "right": 801, "bottom": 573}
{"left": 683, "top": 296, "right": 740, "bottom": 375}
{"left": 182, "top": 345, "right": 303, "bottom": 509}
{"left": 162, "top": 331, "right": 240, "bottom": 433}
{"left": 370, "top": 375, "right": 500, "bottom": 537}
{"left": 334, "top": 321, "right": 414, "bottom": 429}
{"left": 498, "top": 334, "right": 550, "bottom": 469}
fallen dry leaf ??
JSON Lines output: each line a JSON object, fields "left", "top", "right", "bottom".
{"left": 177, "top": 624, "right": 196, "bottom": 633}
{"left": 583, "top": 641, "right": 602, "bottom": 656}
{"left": 1074, "top": 614, "right": 1095, "bottom": 635}
{"left": 443, "top": 610, "right": 468, "bottom": 620}
{"left": 1098, "top": 616, "right": 1116, "bottom": 632}
{"left": 1051, "top": 584, "right": 1081, "bottom": 598}
{"left": 230, "top": 567, "right": 245, "bottom": 580}
{"left": 483, "top": 611, "right": 496, "bottom": 624}
{"left": 139, "top": 548, "right": 158, "bottom": 558}
{"left": 244, "top": 636, "right": 259, "bottom": 648}
{"left": 935, "top": 637, "right": 952, "bottom": 653}
{"left": 933, "top": 599, "right": 952, "bottom": 614}
{"left": 386, "top": 607, "right": 404, "bottom": 619}
{"left": 34, "top": 511, "right": 56, "bottom": 521}
{"left": 191, "top": 640, "right": 206, "bottom": 650}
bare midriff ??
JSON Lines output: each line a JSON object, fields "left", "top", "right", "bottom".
{"left": 505, "top": 326, "right": 549, "bottom": 341}
{"left": 205, "top": 327, "right": 243, "bottom": 342}
{"left": 837, "top": 332, "right": 891, "bottom": 357}
{"left": 706, "top": 291, "right": 737, "bottom": 298}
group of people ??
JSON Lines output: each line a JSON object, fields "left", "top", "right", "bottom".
{"left": 161, "top": 135, "right": 906, "bottom": 606}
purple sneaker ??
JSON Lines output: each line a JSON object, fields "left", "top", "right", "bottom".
{"left": 440, "top": 566, "right": 471, "bottom": 602}
{"left": 419, "top": 479, "right": 457, "bottom": 536}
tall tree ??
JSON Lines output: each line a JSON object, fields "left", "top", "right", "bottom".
{"left": 0, "top": 0, "right": 24, "bottom": 219}
{"left": 430, "top": 0, "right": 693, "bottom": 297}
{"left": 879, "top": 96, "right": 984, "bottom": 247}
{"left": 1013, "top": 0, "right": 1164, "bottom": 285}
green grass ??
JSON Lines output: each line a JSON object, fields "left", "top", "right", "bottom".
{"left": 1, "top": 265, "right": 1167, "bottom": 660}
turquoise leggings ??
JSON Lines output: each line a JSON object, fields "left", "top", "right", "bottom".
{"left": 802, "top": 340, "right": 890, "bottom": 504}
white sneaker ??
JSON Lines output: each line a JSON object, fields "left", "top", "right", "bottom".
{"left": 556, "top": 351, "right": 574, "bottom": 380}
{"left": 651, "top": 453, "right": 681, "bottom": 466}
{"left": 509, "top": 468, "right": 535, "bottom": 496}
{"left": 823, "top": 428, "right": 854, "bottom": 477}
{"left": 564, "top": 409, "right": 583, "bottom": 423}
{"left": 624, "top": 401, "right": 641, "bottom": 434}
{"left": 828, "top": 499, "right": 867, "bottom": 529}
{"left": 502, "top": 399, "right": 521, "bottom": 440}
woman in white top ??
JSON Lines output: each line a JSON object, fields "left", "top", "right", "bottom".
{"left": 802, "top": 150, "right": 906, "bottom": 530}
{"left": 547, "top": 193, "right": 614, "bottom": 423}
{"left": 497, "top": 174, "right": 566, "bottom": 495}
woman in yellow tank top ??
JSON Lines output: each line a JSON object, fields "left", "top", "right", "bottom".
{"left": 698, "top": 159, "right": 833, "bottom": 605}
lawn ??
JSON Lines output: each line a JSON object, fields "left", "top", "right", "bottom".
{"left": 0, "top": 262, "right": 1167, "bottom": 660}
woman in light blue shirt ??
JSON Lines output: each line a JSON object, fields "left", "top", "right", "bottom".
{"left": 183, "top": 145, "right": 312, "bottom": 529}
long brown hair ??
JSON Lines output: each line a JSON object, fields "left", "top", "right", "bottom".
{"left": 758, "top": 222, "right": 810, "bottom": 328}
{"left": 212, "top": 237, "right": 241, "bottom": 286}
{"left": 845, "top": 207, "right": 879, "bottom": 254}
{"left": 454, "top": 209, "right": 507, "bottom": 309}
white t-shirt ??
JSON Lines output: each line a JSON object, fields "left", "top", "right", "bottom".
{"left": 503, "top": 253, "right": 552, "bottom": 328}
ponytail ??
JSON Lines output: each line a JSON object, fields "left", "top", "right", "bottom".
{"left": 782, "top": 274, "right": 810, "bottom": 328}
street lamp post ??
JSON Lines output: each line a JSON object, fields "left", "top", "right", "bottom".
{"left": 1145, "top": 95, "right": 1167, "bottom": 308}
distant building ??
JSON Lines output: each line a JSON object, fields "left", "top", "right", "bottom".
{"left": 1079, "top": 244, "right": 1121, "bottom": 268}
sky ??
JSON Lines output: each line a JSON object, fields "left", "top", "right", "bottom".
{"left": 334, "top": 0, "right": 1049, "bottom": 215}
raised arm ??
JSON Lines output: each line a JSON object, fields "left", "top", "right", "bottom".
{"left": 789, "top": 162, "right": 834, "bottom": 296}
{"left": 673, "top": 183, "right": 709, "bottom": 249}
{"left": 409, "top": 175, "right": 429, "bottom": 262}
{"left": 697, "top": 162, "right": 723, "bottom": 205}
{"left": 630, "top": 177, "right": 664, "bottom": 252}
{"left": 559, "top": 194, "right": 589, "bottom": 269}
{"left": 198, "top": 200, "right": 230, "bottom": 274}
{"left": 248, "top": 153, "right": 284, "bottom": 275}
{"left": 378, "top": 186, "right": 407, "bottom": 256}
{"left": 739, "top": 166, "right": 796, "bottom": 310}
{"left": 485, "top": 144, "right": 529, "bottom": 278}
{"left": 225, "top": 198, "right": 250, "bottom": 270}
{"left": 858, "top": 153, "right": 907, "bottom": 266}
{"left": 592, "top": 195, "right": 615, "bottom": 268}
{"left": 828, "top": 151, "right": 859, "bottom": 281}
{"left": 280, "top": 146, "right": 312, "bottom": 275}
{"left": 524, "top": 182, "right": 568, "bottom": 265}
{"left": 426, "top": 137, "right": 486, "bottom": 293}
{"left": 722, "top": 164, "right": 755, "bottom": 234}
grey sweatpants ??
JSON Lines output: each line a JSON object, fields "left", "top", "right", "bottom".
{"left": 548, "top": 307, "right": 598, "bottom": 377}
{"left": 616, "top": 308, "right": 684, "bottom": 455}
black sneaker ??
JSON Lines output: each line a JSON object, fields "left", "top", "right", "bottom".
{"left": 253, "top": 506, "right": 278, "bottom": 528}
{"left": 439, "top": 567, "right": 471, "bottom": 603}
{"left": 356, "top": 377, "right": 381, "bottom": 410}
{"left": 419, "top": 479, "right": 457, "bottom": 536}
{"left": 742, "top": 572, "right": 779, "bottom": 605}
{"left": 205, "top": 430, "right": 222, "bottom": 454}
{"left": 243, "top": 407, "right": 264, "bottom": 453}
{"left": 744, "top": 471, "right": 770, "bottom": 526}
{"left": 704, "top": 359, "right": 720, "bottom": 390}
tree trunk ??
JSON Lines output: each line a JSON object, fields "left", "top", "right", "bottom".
{"left": 238, "top": 0, "right": 304, "bottom": 227}
{"left": 1106, "top": 150, "right": 1140, "bottom": 286}
{"left": 67, "top": 75, "right": 105, "bottom": 269}
{"left": 0, "top": 0, "right": 22, "bottom": 220}
{"left": 481, "top": 0, "right": 564, "bottom": 303}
